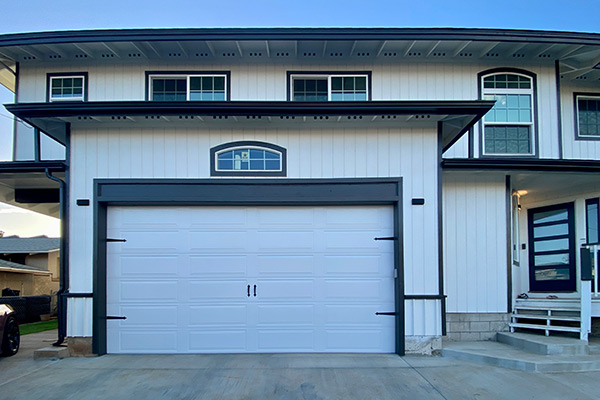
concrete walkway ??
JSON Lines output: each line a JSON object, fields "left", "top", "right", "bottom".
{"left": 1, "top": 331, "right": 600, "bottom": 400}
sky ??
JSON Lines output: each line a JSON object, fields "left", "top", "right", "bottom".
{"left": 0, "top": 0, "right": 599, "bottom": 236}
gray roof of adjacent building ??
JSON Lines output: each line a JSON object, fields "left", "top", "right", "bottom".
{"left": 0, "top": 259, "right": 50, "bottom": 274}
{"left": 0, "top": 236, "right": 60, "bottom": 253}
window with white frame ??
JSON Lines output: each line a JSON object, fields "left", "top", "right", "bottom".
{"left": 149, "top": 74, "right": 227, "bottom": 101}
{"left": 217, "top": 147, "right": 281, "bottom": 171}
{"left": 210, "top": 141, "right": 287, "bottom": 176}
{"left": 576, "top": 96, "right": 600, "bottom": 139}
{"left": 49, "top": 75, "right": 86, "bottom": 101}
{"left": 290, "top": 74, "right": 368, "bottom": 101}
{"left": 482, "top": 73, "right": 535, "bottom": 155}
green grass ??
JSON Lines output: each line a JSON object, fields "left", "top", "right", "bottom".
{"left": 19, "top": 320, "right": 58, "bottom": 335}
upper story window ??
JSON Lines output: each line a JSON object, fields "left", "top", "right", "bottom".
{"left": 288, "top": 72, "right": 371, "bottom": 101}
{"left": 210, "top": 141, "right": 286, "bottom": 177}
{"left": 576, "top": 95, "right": 600, "bottom": 139}
{"left": 47, "top": 73, "right": 88, "bottom": 102}
{"left": 147, "top": 72, "right": 229, "bottom": 101}
{"left": 481, "top": 71, "right": 536, "bottom": 156}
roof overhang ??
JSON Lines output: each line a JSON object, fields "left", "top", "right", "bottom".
{"left": 1, "top": 27, "right": 600, "bottom": 92}
{"left": 6, "top": 100, "right": 494, "bottom": 152}
{"left": 442, "top": 158, "right": 600, "bottom": 173}
{"left": 0, "top": 161, "right": 65, "bottom": 217}
{"left": 1, "top": 27, "right": 599, "bottom": 46}
{"left": 0, "top": 265, "right": 52, "bottom": 275}
{"left": 442, "top": 158, "right": 600, "bottom": 201}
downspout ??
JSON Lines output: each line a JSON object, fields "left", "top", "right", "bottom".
{"left": 45, "top": 168, "right": 68, "bottom": 346}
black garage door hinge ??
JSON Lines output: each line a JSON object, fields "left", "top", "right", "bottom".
{"left": 106, "top": 238, "right": 127, "bottom": 242}
{"left": 106, "top": 315, "right": 127, "bottom": 320}
{"left": 375, "top": 312, "right": 396, "bottom": 316}
{"left": 374, "top": 237, "right": 397, "bottom": 241}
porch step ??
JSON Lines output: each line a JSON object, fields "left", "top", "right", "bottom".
{"left": 497, "top": 332, "right": 589, "bottom": 355}
{"left": 509, "top": 323, "right": 580, "bottom": 333}
{"left": 513, "top": 305, "right": 579, "bottom": 312}
{"left": 510, "top": 302, "right": 582, "bottom": 337}
{"left": 442, "top": 341, "right": 600, "bottom": 372}
{"left": 511, "top": 313, "right": 580, "bottom": 322}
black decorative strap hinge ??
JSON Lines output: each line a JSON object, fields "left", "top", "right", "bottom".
{"left": 106, "top": 315, "right": 127, "bottom": 320}
{"left": 374, "top": 237, "right": 397, "bottom": 241}
{"left": 375, "top": 312, "right": 396, "bottom": 316}
{"left": 106, "top": 238, "right": 127, "bottom": 243}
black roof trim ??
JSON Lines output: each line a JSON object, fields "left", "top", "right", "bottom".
{"left": 0, "top": 161, "right": 67, "bottom": 173}
{"left": 1, "top": 28, "right": 600, "bottom": 47}
{"left": 5, "top": 100, "right": 494, "bottom": 118}
{"left": 442, "top": 158, "right": 600, "bottom": 173}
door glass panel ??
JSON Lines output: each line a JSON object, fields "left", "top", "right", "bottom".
{"left": 529, "top": 203, "right": 575, "bottom": 291}
{"left": 534, "top": 268, "right": 570, "bottom": 281}
{"left": 534, "top": 238, "right": 569, "bottom": 252}
{"left": 533, "top": 223, "right": 568, "bottom": 238}
{"left": 533, "top": 209, "right": 568, "bottom": 224}
{"left": 534, "top": 253, "right": 569, "bottom": 266}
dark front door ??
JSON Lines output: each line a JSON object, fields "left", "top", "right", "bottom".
{"left": 528, "top": 202, "right": 576, "bottom": 292}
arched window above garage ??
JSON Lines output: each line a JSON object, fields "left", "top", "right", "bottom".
{"left": 210, "top": 141, "right": 287, "bottom": 176}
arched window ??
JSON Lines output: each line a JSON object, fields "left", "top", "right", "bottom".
{"left": 480, "top": 71, "right": 536, "bottom": 155}
{"left": 210, "top": 141, "right": 286, "bottom": 176}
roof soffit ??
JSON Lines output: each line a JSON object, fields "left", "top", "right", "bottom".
{"left": 0, "top": 28, "right": 599, "bottom": 83}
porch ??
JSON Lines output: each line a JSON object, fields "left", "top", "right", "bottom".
{"left": 510, "top": 173, "right": 600, "bottom": 341}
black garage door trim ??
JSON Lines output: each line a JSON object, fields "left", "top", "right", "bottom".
{"left": 92, "top": 178, "right": 404, "bottom": 355}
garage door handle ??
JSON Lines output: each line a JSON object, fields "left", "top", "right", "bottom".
{"left": 253, "top": 285, "right": 257, "bottom": 297}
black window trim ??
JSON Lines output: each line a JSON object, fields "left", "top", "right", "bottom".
{"left": 145, "top": 70, "right": 231, "bottom": 101}
{"left": 210, "top": 140, "right": 287, "bottom": 177}
{"left": 477, "top": 68, "right": 539, "bottom": 159}
{"left": 46, "top": 72, "right": 89, "bottom": 102}
{"left": 286, "top": 71, "right": 372, "bottom": 101}
{"left": 574, "top": 92, "right": 600, "bottom": 141}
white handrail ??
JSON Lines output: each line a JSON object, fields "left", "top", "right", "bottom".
{"left": 579, "top": 244, "right": 599, "bottom": 341}
{"left": 595, "top": 245, "right": 599, "bottom": 296}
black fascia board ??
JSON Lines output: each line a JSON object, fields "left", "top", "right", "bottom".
{"left": 1, "top": 28, "right": 600, "bottom": 47}
{"left": 442, "top": 158, "right": 600, "bottom": 173}
{"left": 0, "top": 161, "right": 66, "bottom": 173}
{"left": 5, "top": 100, "right": 494, "bottom": 119}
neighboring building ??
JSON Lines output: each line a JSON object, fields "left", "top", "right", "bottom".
{"left": 0, "top": 258, "right": 53, "bottom": 296}
{"left": 0, "top": 28, "right": 598, "bottom": 356}
{"left": 0, "top": 235, "right": 60, "bottom": 296}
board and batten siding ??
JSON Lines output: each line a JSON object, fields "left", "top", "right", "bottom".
{"left": 443, "top": 173, "right": 508, "bottom": 313}
{"left": 559, "top": 83, "right": 600, "bottom": 160}
{"left": 67, "top": 126, "right": 441, "bottom": 337}
{"left": 17, "top": 62, "right": 559, "bottom": 159}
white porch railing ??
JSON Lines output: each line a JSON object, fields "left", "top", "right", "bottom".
{"left": 580, "top": 243, "right": 599, "bottom": 341}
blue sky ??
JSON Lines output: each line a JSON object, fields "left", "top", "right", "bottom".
{"left": 0, "top": 0, "right": 599, "bottom": 233}
{"left": 1, "top": 0, "right": 599, "bottom": 33}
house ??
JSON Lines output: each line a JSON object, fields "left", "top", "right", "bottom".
{"left": 0, "top": 235, "right": 60, "bottom": 296}
{"left": 0, "top": 28, "right": 598, "bottom": 356}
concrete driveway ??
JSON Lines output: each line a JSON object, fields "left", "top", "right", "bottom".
{"left": 1, "top": 331, "right": 600, "bottom": 400}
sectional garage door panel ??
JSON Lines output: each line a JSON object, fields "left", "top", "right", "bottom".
{"left": 106, "top": 206, "right": 395, "bottom": 354}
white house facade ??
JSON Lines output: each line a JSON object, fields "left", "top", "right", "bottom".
{"left": 0, "top": 28, "right": 599, "bottom": 355}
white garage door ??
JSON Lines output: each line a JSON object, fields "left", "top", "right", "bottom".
{"left": 106, "top": 206, "right": 395, "bottom": 353}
